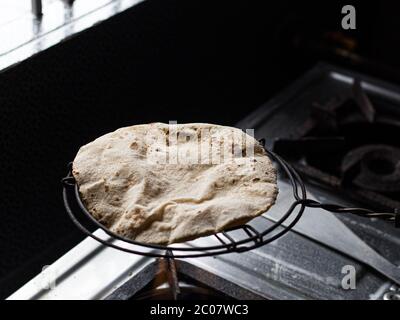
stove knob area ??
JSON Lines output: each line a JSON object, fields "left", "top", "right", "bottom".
{"left": 383, "top": 285, "right": 400, "bottom": 300}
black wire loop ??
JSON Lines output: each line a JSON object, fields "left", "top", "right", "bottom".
{"left": 61, "top": 140, "right": 398, "bottom": 258}
{"left": 62, "top": 144, "right": 308, "bottom": 258}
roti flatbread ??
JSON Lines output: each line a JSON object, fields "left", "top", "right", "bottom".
{"left": 72, "top": 123, "right": 278, "bottom": 245}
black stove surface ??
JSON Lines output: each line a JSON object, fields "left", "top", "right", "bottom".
{"left": 235, "top": 63, "right": 400, "bottom": 298}
{"left": 241, "top": 63, "right": 400, "bottom": 213}
{"left": 110, "top": 63, "right": 400, "bottom": 301}
{"left": 6, "top": 63, "right": 400, "bottom": 301}
{"left": 273, "top": 81, "right": 400, "bottom": 211}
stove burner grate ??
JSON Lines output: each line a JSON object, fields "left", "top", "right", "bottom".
{"left": 273, "top": 78, "right": 400, "bottom": 211}
{"left": 61, "top": 141, "right": 399, "bottom": 259}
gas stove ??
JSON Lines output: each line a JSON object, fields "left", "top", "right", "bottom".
{"left": 8, "top": 63, "right": 400, "bottom": 300}
{"left": 272, "top": 70, "right": 400, "bottom": 211}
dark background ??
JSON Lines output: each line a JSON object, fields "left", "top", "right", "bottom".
{"left": 1, "top": 0, "right": 400, "bottom": 298}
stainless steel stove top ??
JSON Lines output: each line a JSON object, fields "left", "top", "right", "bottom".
{"left": 8, "top": 64, "right": 400, "bottom": 300}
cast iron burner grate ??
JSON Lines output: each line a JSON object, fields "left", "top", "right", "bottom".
{"left": 274, "top": 80, "right": 400, "bottom": 211}
{"left": 61, "top": 141, "right": 399, "bottom": 259}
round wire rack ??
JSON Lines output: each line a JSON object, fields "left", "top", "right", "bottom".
{"left": 62, "top": 140, "right": 399, "bottom": 258}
